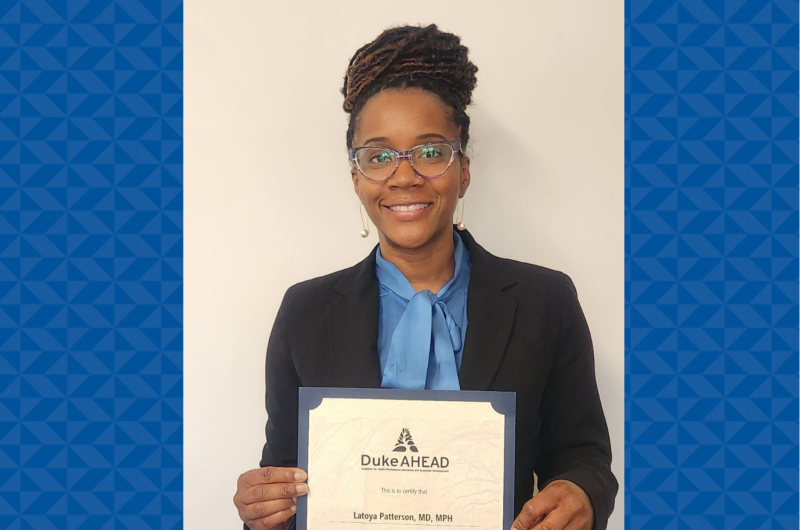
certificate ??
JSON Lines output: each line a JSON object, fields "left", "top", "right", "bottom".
{"left": 297, "top": 388, "right": 516, "bottom": 530}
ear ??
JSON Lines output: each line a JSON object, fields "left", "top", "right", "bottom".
{"left": 458, "top": 156, "right": 471, "bottom": 198}
{"left": 351, "top": 168, "right": 361, "bottom": 198}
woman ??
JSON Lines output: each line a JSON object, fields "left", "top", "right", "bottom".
{"left": 233, "top": 24, "right": 617, "bottom": 530}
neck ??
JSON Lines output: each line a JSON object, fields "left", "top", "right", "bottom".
{"left": 379, "top": 230, "right": 455, "bottom": 294}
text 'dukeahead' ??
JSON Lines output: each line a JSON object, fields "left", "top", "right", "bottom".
{"left": 360, "top": 455, "right": 449, "bottom": 469}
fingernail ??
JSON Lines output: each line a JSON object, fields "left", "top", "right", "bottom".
{"left": 292, "top": 497, "right": 298, "bottom": 504}
{"left": 290, "top": 505, "right": 297, "bottom": 513}
{"left": 296, "top": 483, "right": 308, "bottom": 494}
{"left": 294, "top": 471, "right": 307, "bottom": 481}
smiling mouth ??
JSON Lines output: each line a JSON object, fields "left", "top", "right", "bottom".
{"left": 384, "top": 203, "right": 432, "bottom": 212}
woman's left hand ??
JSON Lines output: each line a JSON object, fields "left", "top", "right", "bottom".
{"left": 510, "top": 480, "right": 593, "bottom": 530}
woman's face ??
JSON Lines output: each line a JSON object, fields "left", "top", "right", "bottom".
{"left": 351, "top": 88, "right": 470, "bottom": 252}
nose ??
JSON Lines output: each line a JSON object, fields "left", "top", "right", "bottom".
{"left": 388, "top": 155, "right": 422, "bottom": 189}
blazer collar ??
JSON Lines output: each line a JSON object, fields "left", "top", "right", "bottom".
{"left": 327, "top": 227, "right": 518, "bottom": 390}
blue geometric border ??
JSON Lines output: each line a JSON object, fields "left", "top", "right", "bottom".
{"left": 0, "top": 2, "right": 182, "bottom": 529}
{"left": 626, "top": 2, "right": 798, "bottom": 530}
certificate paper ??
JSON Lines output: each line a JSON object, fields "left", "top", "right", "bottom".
{"left": 297, "top": 388, "right": 515, "bottom": 530}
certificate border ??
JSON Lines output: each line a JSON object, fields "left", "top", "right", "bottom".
{"left": 297, "top": 388, "right": 516, "bottom": 530}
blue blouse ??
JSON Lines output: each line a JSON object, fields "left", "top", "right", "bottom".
{"left": 375, "top": 232, "right": 471, "bottom": 390}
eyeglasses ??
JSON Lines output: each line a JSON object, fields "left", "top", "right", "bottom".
{"left": 348, "top": 141, "right": 463, "bottom": 181}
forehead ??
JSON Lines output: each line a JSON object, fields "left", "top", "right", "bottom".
{"left": 355, "top": 88, "right": 457, "bottom": 143}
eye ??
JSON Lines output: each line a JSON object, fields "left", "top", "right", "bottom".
{"left": 369, "top": 151, "right": 393, "bottom": 164}
{"left": 418, "top": 146, "right": 443, "bottom": 158}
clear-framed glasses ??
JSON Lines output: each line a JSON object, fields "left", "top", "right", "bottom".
{"left": 348, "top": 141, "right": 463, "bottom": 182}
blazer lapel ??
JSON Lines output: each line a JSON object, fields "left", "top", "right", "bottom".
{"left": 327, "top": 247, "right": 383, "bottom": 388}
{"left": 457, "top": 229, "right": 518, "bottom": 391}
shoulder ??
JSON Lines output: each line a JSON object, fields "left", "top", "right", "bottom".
{"left": 474, "top": 245, "right": 576, "bottom": 298}
{"left": 460, "top": 229, "right": 575, "bottom": 297}
{"left": 280, "top": 267, "right": 349, "bottom": 311}
{"left": 497, "top": 255, "right": 570, "bottom": 286}
{"left": 285, "top": 267, "right": 349, "bottom": 298}
{"left": 278, "top": 251, "right": 375, "bottom": 316}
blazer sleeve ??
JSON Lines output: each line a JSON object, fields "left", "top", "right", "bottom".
{"left": 244, "top": 289, "right": 302, "bottom": 530}
{"left": 260, "top": 287, "right": 302, "bottom": 469}
{"left": 535, "top": 273, "right": 618, "bottom": 530}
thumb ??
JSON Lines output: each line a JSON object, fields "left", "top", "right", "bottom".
{"left": 511, "top": 493, "right": 558, "bottom": 530}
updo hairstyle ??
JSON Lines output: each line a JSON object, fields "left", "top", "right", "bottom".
{"left": 341, "top": 24, "right": 479, "bottom": 150}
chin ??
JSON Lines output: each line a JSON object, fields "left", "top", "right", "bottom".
{"left": 382, "top": 224, "right": 445, "bottom": 250}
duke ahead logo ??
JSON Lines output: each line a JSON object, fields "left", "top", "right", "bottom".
{"left": 361, "top": 428, "right": 449, "bottom": 470}
{"left": 393, "top": 428, "right": 419, "bottom": 453}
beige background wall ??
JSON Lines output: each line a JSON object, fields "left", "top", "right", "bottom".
{"left": 185, "top": 1, "right": 624, "bottom": 528}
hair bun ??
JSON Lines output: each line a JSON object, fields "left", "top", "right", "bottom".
{"left": 341, "top": 24, "right": 478, "bottom": 114}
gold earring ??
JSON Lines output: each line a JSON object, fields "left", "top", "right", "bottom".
{"left": 360, "top": 205, "right": 370, "bottom": 238}
{"left": 456, "top": 197, "right": 466, "bottom": 231}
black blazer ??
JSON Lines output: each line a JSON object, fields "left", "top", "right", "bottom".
{"left": 259, "top": 228, "right": 618, "bottom": 529}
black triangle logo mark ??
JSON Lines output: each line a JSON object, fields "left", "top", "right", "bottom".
{"left": 392, "top": 428, "right": 419, "bottom": 452}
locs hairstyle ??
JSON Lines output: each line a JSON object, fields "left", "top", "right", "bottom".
{"left": 341, "top": 24, "right": 479, "bottom": 149}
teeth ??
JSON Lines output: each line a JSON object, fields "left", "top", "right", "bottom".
{"left": 389, "top": 203, "right": 430, "bottom": 212}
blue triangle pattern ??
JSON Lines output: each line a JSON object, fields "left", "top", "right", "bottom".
{"left": 628, "top": 1, "right": 798, "bottom": 529}
{"left": 0, "top": 1, "right": 183, "bottom": 529}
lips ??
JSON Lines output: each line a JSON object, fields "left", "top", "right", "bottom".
{"left": 382, "top": 201, "right": 433, "bottom": 220}
{"left": 385, "top": 203, "right": 431, "bottom": 212}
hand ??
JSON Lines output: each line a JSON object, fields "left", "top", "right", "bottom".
{"left": 234, "top": 466, "right": 309, "bottom": 530}
{"left": 510, "top": 480, "right": 593, "bottom": 530}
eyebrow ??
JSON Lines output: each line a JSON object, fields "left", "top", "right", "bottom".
{"left": 362, "top": 133, "right": 448, "bottom": 145}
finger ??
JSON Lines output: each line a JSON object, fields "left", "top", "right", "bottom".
{"left": 510, "top": 513, "right": 543, "bottom": 530}
{"left": 243, "top": 482, "right": 309, "bottom": 504}
{"left": 531, "top": 509, "right": 571, "bottom": 530}
{"left": 563, "top": 517, "right": 591, "bottom": 530}
{"left": 511, "top": 495, "right": 558, "bottom": 530}
{"left": 245, "top": 504, "right": 297, "bottom": 530}
{"left": 243, "top": 467, "right": 308, "bottom": 487}
{"left": 559, "top": 503, "right": 593, "bottom": 530}
{"left": 539, "top": 481, "right": 593, "bottom": 530}
{"left": 240, "top": 498, "right": 296, "bottom": 521}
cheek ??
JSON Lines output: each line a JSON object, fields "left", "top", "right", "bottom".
{"left": 437, "top": 176, "right": 462, "bottom": 203}
{"left": 360, "top": 185, "right": 383, "bottom": 205}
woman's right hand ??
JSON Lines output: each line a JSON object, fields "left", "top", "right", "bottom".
{"left": 234, "top": 467, "right": 309, "bottom": 530}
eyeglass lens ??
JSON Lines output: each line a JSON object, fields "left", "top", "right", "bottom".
{"left": 356, "top": 143, "right": 454, "bottom": 180}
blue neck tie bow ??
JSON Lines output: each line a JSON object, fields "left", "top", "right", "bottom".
{"left": 375, "top": 235, "right": 469, "bottom": 390}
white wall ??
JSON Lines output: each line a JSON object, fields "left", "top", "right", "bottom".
{"left": 185, "top": 1, "right": 624, "bottom": 528}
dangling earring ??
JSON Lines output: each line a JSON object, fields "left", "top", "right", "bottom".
{"left": 456, "top": 196, "right": 466, "bottom": 231}
{"left": 359, "top": 204, "right": 370, "bottom": 238}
